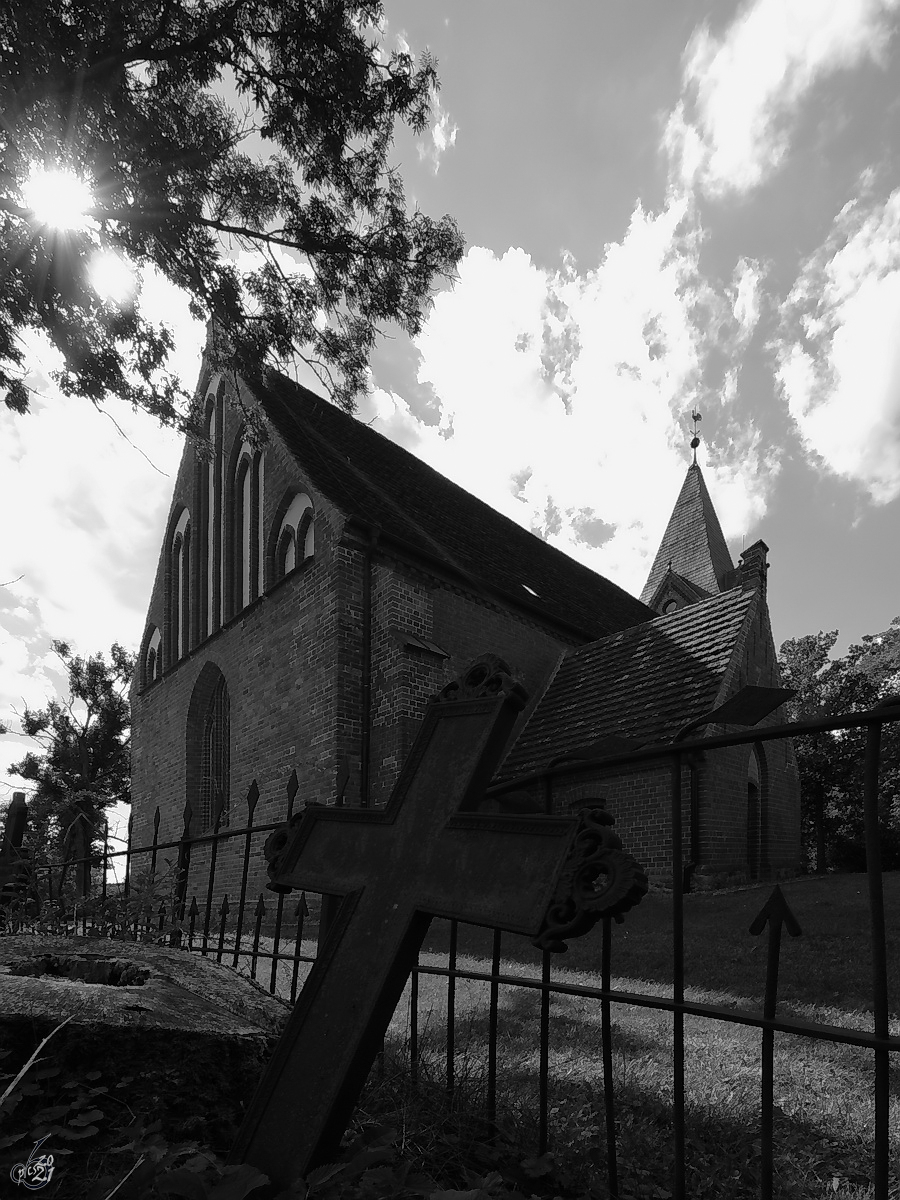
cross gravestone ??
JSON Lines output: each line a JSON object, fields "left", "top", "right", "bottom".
{"left": 0, "top": 792, "right": 29, "bottom": 921}
{"left": 229, "top": 655, "right": 647, "bottom": 1192}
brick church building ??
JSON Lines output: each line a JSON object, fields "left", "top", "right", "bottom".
{"left": 130, "top": 354, "right": 800, "bottom": 900}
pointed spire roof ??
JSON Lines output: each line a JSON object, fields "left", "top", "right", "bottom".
{"left": 640, "top": 464, "right": 735, "bottom": 606}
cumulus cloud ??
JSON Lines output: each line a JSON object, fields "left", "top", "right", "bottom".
{"left": 665, "top": 0, "right": 900, "bottom": 197}
{"left": 360, "top": 199, "right": 777, "bottom": 598}
{"left": 0, "top": 277, "right": 203, "bottom": 782}
{"left": 774, "top": 185, "right": 900, "bottom": 502}
{"left": 417, "top": 90, "right": 459, "bottom": 174}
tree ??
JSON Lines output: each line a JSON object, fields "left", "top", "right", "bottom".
{"left": 779, "top": 624, "right": 900, "bottom": 872}
{"left": 1, "top": 640, "right": 133, "bottom": 899}
{"left": 0, "top": 1, "right": 464, "bottom": 434}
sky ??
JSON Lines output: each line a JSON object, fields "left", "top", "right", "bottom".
{"left": 3, "top": 0, "right": 900, "bottom": 817}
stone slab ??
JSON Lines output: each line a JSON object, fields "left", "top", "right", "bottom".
{"left": 0, "top": 936, "right": 292, "bottom": 1151}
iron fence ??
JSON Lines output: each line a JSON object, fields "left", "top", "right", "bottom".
{"left": 2, "top": 701, "right": 899, "bottom": 1199}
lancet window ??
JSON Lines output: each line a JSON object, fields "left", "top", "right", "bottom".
{"left": 274, "top": 493, "right": 315, "bottom": 581}
{"left": 231, "top": 439, "right": 263, "bottom": 615}
{"left": 199, "top": 674, "right": 230, "bottom": 830}
{"left": 169, "top": 508, "right": 191, "bottom": 664}
{"left": 143, "top": 627, "right": 161, "bottom": 688}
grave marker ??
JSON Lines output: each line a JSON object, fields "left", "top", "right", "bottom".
{"left": 230, "top": 656, "right": 647, "bottom": 1191}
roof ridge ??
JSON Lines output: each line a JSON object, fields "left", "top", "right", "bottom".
{"left": 253, "top": 370, "right": 655, "bottom": 641}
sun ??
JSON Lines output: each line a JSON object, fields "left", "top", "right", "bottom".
{"left": 22, "top": 167, "right": 94, "bottom": 231}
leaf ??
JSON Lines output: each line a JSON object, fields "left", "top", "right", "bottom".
{"left": 305, "top": 1161, "right": 346, "bottom": 1187}
{"left": 69, "top": 1108, "right": 106, "bottom": 1125}
{"left": 57, "top": 1123, "right": 99, "bottom": 1139}
{"left": 0, "top": 1131, "right": 28, "bottom": 1148}
{"left": 208, "top": 1163, "right": 272, "bottom": 1200}
{"left": 521, "top": 1154, "right": 555, "bottom": 1178}
{"left": 155, "top": 1167, "right": 208, "bottom": 1200}
{"left": 429, "top": 1192, "right": 484, "bottom": 1200}
{"left": 34, "top": 1104, "right": 72, "bottom": 1121}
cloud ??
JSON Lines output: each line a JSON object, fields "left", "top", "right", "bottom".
{"left": 665, "top": 0, "right": 900, "bottom": 197}
{"left": 360, "top": 199, "right": 778, "bottom": 598}
{"left": 774, "top": 185, "right": 900, "bottom": 502}
{"left": 417, "top": 91, "right": 459, "bottom": 174}
{"left": 0, "top": 283, "right": 202, "bottom": 771}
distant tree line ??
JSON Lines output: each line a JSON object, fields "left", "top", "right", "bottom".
{"left": 1, "top": 640, "right": 132, "bottom": 899}
{"left": 778, "top": 617, "right": 900, "bottom": 872}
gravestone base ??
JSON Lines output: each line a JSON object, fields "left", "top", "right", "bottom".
{"left": 0, "top": 936, "right": 291, "bottom": 1151}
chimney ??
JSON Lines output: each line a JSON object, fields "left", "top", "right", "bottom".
{"left": 739, "top": 540, "right": 769, "bottom": 597}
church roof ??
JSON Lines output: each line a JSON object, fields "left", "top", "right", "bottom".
{"left": 640, "top": 464, "right": 735, "bottom": 606}
{"left": 497, "top": 585, "right": 756, "bottom": 781}
{"left": 250, "top": 372, "right": 654, "bottom": 641}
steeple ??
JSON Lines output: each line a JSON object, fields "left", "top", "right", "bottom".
{"left": 640, "top": 461, "right": 736, "bottom": 614}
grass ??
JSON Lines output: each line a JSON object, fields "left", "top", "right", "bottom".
{"left": 2, "top": 873, "right": 898, "bottom": 1198}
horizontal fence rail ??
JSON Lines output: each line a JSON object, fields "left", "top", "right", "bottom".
{"left": 2, "top": 702, "right": 899, "bottom": 1198}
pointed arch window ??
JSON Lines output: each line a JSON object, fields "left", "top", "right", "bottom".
{"left": 144, "top": 627, "right": 161, "bottom": 688}
{"left": 169, "top": 508, "right": 191, "bottom": 663}
{"left": 199, "top": 675, "right": 230, "bottom": 830}
{"left": 274, "top": 493, "right": 314, "bottom": 581}
{"left": 232, "top": 440, "right": 263, "bottom": 614}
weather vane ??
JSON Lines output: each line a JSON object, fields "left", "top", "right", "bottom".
{"left": 690, "top": 410, "right": 702, "bottom": 464}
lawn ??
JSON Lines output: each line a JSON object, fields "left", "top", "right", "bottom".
{"left": 5, "top": 874, "right": 894, "bottom": 1198}
{"left": 227, "top": 872, "right": 900, "bottom": 1197}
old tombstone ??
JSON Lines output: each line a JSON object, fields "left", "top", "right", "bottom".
{"left": 0, "top": 935, "right": 291, "bottom": 1150}
{"left": 0, "top": 793, "right": 29, "bottom": 920}
{"left": 230, "top": 655, "right": 647, "bottom": 1191}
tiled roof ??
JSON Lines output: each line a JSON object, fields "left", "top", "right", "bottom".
{"left": 640, "top": 464, "right": 735, "bottom": 604}
{"left": 250, "top": 371, "right": 654, "bottom": 640}
{"left": 497, "top": 586, "right": 756, "bottom": 781}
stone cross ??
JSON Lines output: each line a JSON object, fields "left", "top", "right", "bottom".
{"left": 0, "top": 792, "right": 29, "bottom": 912}
{"left": 229, "top": 657, "right": 646, "bottom": 1192}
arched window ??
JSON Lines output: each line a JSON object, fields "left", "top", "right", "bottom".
{"left": 144, "top": 627, "right": 161, "bottom": 688}
{"left": 169, "top": 508, "right": 191, "bottom": 663}
{"left": 230, "top": 438, "right": 262, "bottom": 614}
{"left": 273, "top": 493, "right": 315, "bottom": 581}
{"left": 199, "top": 675, "right": 230, "bottom": 830}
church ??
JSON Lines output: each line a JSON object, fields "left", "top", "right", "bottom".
{"left": 130, "top": 352, "right": 800, "bottom": 903}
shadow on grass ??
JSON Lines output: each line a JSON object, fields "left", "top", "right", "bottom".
{"left": 360, "top": 981, "right": 899, "bottom": 1200}
{"left": 421, "top": 872, "right": 900, "bottom": 1021}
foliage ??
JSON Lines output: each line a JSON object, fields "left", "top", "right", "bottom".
{"left": 778, "top": 622, "right": 900, "bottom": 871}
{"left": 1, "top": 639, "right": 134, "bottom": 895}
{"left": 0, "top": 0, "right": 464, "bottom": 430}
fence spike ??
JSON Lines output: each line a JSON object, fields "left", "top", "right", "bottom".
{"left": 220, "top": 894, "right": 230, "bottom": 915}
{"left": 287, "top": 770, "right": 299, "bottom": 816}
{"left": 298, "top": 892, "right": 309, "bottom": 919}
{"left": 247, "top": 780, "right": 260, "bottom": 817}
{"left": 188, "top": 896, "right": 200, "bottom": 918}
{"left": 255, "top": 893, "right": 267, "bottom": 917}
{"left": 181, "top": 798, "right": 193, "bottom": 834}
{"left": 153, "top": 807, "right": 161, "bottom": 833}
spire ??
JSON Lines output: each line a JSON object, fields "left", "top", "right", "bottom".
{"left": 640, "top": 462, "right": 736, "bottom": 611}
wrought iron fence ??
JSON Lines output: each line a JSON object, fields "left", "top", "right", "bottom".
{"left": 2, "top": 700, "right": 899, "bottom": 1199}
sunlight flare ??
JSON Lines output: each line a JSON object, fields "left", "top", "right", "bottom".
{"left": 90, "top": 251, "right": 137, "bottom": 305}
{"left": 22, "top": 167, "right": 93, "bottom": 231}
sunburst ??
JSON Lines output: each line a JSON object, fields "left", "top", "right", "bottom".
{"left": 22, "top": 167, "right": 93, "bottom": 231}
